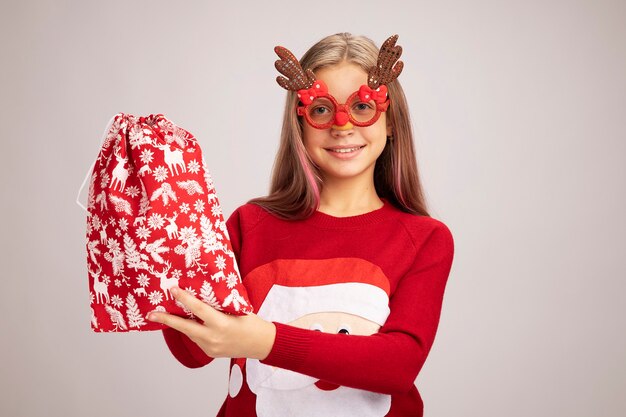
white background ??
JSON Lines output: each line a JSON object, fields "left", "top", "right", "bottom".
{"left": 1, "top": 0, "right": 624, "bottom": 416}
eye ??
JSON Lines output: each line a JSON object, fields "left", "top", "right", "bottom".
{"left": 348, "top": 98, "right": 377, "bottom": 123}
{"left": 312, "top": 105, "right": 331, "bottom": 115}
{"left": 337, "top": 324, "right": 351, "bottom": 335}
{"left": 310, "top": 323, "right": 324, "bottom": 332}
{"left": 355, "top": 102, "right": 370, "bottom": 110}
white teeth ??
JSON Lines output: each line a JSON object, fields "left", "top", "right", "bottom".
{"left": 328, "top": 146, "right": 363, "bottom": 153}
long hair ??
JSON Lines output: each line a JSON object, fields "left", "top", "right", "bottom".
{"left": 248, "top": 33, "right": 430, "bottom": 219}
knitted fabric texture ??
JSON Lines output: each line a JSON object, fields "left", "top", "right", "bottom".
{"left": 163, "top": 200, "right": 454, "bottom": 416}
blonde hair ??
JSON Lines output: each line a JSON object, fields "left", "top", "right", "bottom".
{"left": 249, "top": 33, "right": 430, "bottom": 220}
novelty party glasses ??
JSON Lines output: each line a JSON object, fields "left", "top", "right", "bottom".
{"left": 274, "top": 34, "right": 404, "bottom": 129}
{"left": 296, "top": 80, "right": 390, "bottom": 129}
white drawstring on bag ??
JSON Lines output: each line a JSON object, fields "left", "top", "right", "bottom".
{"left": 75, "top": 114, "right": 118, "bottom": 212}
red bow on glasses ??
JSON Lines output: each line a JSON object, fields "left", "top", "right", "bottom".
{"left": 358, "top": 85, "right": 388, "bottom": 103}
{"left": 297, "top": 81, "right": 328, "bottom": 105}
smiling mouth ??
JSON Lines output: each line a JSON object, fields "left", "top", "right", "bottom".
{"left": 325, "top": 145, "right": 366, "bottom": 153}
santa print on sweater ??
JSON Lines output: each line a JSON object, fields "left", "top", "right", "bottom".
{"left": 162, "top": 198, "right": 454, "bottom": 417}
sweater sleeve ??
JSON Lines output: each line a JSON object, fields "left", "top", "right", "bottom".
{"left": 259, "top": 222, "right": 455, "bottom": 396}
{"left": 161, "top": 328, "right": 214, "bottom": 368}
{"left": 160, "top": 206, "right": 246, "bottom": 368}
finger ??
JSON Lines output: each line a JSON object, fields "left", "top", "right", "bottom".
{"left": 147, "top": 310, "right": 205, "bottom": 338}
{"left": 170, "top": 286, "right": 221, "bottom": 323}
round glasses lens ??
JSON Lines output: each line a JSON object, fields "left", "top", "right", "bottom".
{"left": 307, "top": 98, "right": 335, "bottom": 125}
{"left": 348, "top": 96, "right": 378, "bottom": 123}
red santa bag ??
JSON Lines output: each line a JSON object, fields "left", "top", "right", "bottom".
{"left": 77, "top": 113, "right": 253, "bottom": 332}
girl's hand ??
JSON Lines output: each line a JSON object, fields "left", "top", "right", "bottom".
{"left": 147, "top": 286, "right": 276, "bottom": 360}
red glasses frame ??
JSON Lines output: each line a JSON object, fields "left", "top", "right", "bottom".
{"left": 296, "top": 81, "right": 390, "bottom": 130}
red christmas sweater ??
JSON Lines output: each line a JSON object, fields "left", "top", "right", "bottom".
{"left": 162, "top": 198, "right": 454, "bottom": 417}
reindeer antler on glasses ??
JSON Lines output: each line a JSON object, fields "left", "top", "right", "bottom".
{"left": 274, "top": 46, "right": 317, "bottom": 91}
{"left": 273, "top": 34, "right": 404, "bottom": 94}
{"left": 368, "top": 34, "right": 404, "bottom": 89}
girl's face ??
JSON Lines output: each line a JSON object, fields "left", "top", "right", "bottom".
{"left": 301, "top": 62, "right": 391, "bottom": 186}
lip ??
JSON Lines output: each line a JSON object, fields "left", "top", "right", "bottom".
{"left": 324, "top": 145, "right": 365, "bottom": 160}
{"left": 324, "top": 144, "right": 366, "bottom": 160}
{"left": 324, "top": 145, "right": 365, "bottom": 150}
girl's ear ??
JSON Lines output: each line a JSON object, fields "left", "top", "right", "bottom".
{"left": 386, "top": 116, "right": 393, "bottom": 137}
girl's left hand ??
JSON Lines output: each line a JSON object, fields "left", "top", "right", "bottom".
{"left": 147, "top": 286, "right": 276, "bottom": 360}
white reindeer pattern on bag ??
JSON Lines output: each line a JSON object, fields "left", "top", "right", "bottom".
{"left": 84, "top": 113, "right": 252, "bottom": 332}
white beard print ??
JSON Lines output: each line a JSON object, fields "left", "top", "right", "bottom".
{"left": 247, "top": 359, "right": 391, "bottom": 417}
{"left": 243, "top": 265, "right": 395, "bottom": 416}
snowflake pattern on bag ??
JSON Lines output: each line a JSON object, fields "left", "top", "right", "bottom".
{"left": 85, "top": 113, "right": 253, "bottom": 332}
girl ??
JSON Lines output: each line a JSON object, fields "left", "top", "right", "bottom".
{"left": 147, "top": 33, "right": 454, "bottom": 417}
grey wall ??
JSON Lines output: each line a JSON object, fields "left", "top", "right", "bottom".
{"left": 1, "top": 0, "right": 624, "bottom": 416}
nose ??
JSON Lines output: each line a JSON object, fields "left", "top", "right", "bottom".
{"left": 334, "top": 111, "right": 349, "bottom": 126}
{"left": 332, "top": 122, "right": 354, "bottom": 131}
{"left": 331, "top": 123, "right": 354, "bottom": 134}
{"left": 331, "top": 110, "right": 353, "bottom": 131}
